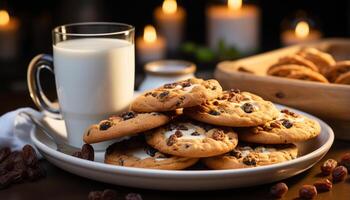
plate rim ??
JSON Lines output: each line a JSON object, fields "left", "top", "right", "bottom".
{"left": 31, "top": 105, "right": 334, "bottom": 178}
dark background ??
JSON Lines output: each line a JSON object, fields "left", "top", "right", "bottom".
{"left": 0, "top": 0, "right": 349, "bottom": 94}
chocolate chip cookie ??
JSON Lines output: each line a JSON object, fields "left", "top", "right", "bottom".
{"left": 146, "top": 120, "right": 238, "bottom": 158}
{"left": 131, "top": 78, "right": 222, "bottom": 112}
{"left": 239, "top": 109, "right": 321, "bottom": 144}
{"left": 83, "top": 111, "right": 171, "bottom": 144}
{"left": 268, "top": 54, "right": 319, "bottom": 73}
{"left": 105, "top": 137, "right": 198, "bottom": 170}
{"left": 297, "top": 47, "right": 336, "bottom": 75}
{"left": 326, "top": 61, "right": 350, "bottom": 83}
{"left": 183, "top": 90, "right": 280, "bottom": 127}
{"left": 202, "top": 143, "right": 298, "bottom": 169}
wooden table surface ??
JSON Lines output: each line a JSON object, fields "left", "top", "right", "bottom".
{"left": 0, "top": 92, "right": 350, "bottom": 200}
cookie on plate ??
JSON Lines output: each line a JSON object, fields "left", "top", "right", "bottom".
{"left": 146, "top": 120, "right": 238, "bottom": 158}
{"left": 239, "top": 109, "right": 321, "bottom": 144}
{"left": 268, "top": 55, "right": 319, "bottom": 73}
{"left": 297, "top": 47, "right": 336, "bottom": 75}
{"left": 184, "top": 89, "right": 280, "bottom": 127}
{"left": 105, "top": 137, "right": 198, "bottom": 170}
{"left": 131, "top": 78, "right": 222, "bottom": 112}
{"left": 83, "top": 111, "right": 171, "bottom": 144}
{"left": 268, "top": 64, "right": 329, "bottom": 83}
{"left": 326, "top": 61, "right": 350, "bottom": 83}
{"left": 202, "top": 143, "right": 298, "bottom": 169}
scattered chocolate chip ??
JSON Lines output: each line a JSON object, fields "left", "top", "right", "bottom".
{"left": 125, "top": 193, "right": 143, "bottom": 200}
{"left": 181, "top": 81, "right": 191, "bottom": 88}
{"left": 281, "top": 119, "right": 293, "bottom": 128}
{"left": 229, "top": 150, "right": 242, "bottom": 158}
{"left": 72, "top": 151, "right": 82, "bottom": 158}
{"left": 175, "top": 130, "right": 183, "bottom": 137}
{"left": 177, "top": 124, "right": 188, "bottom": 130}
{"left": 275, "top": 91, "right": 285, "bottom": 99}
{"left": 321, "top": 159, "right": 338, "bottom": 176}
{"left": 163, "top": 83, "right": 176, "bottom": 89}
{"left": 209, "top": 110, "right": 220, "bottom": 116}
{"left": 167, "top": 135, "right": 177, "bottom": 146}
{"left": 81, "top": 144, "right": 95, "bottom": 161}
{"left": 100, "top": 121, "right": 113, "bottom": 131}
{"left": 22, "top": 145, "right": 38, "bottom": 167}
{"left": 241, "top": 103, "right": 254, "bottom": 113}
{"left": 212, "top": 130, "right": 225, "bottom": 141}
{"left": 191, "top": 132, "right": 200, "bottom": 136}
{"left": 144, "top": 92, "right": 152, "bottom": 96}
{"left": 0, "top": 147, "right": 11, "bottom": 163}
{"left": 88, "top": 191, "right": 103, "bottom": 200}
{"left": 212, "top": 86, "right": 217, "bottom": 90}
{"left": 185, "top": 144, "right": 191, "bottom": 148}
{"left": 151, "top": 93, "right": 157, "bottom": 97}
{"left": 332, "top": 166, "right": 348, "bottom": 182}
{"left": 314, "top": 179, "right": 332, "bottom": 192}
{"left": 270, "top": 182, "right": 288, "bottom": 198}
{"left": 121, "top": 111, "right": 136, "bottom": 121}
{"left": 340, "top": 152, "right": 350, "bottom": 171}
{"left": 101, "top": 189, "right": 118, "bottom": 200}
{"left": 158, "top": 91, "right": 169, "bottom": 99}
{"left": 299, "top": 185, "right": 317, "bottom": 199}
{"left": 212, "top": 101, "right": 219, "bottom": 106}
{"left": 243, "top": 155, "right": 257, "bottom": 166}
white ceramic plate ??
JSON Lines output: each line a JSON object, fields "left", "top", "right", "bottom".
{"left": 31, "top": 105, "right": 334, "bottom": 191}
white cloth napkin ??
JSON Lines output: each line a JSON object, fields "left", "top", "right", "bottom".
{"left": 0, "top": 108, "right": 43, "bottom": 156}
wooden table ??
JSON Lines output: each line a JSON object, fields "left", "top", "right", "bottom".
{"left": 0, "top": 92, "right": 350, "bottom": 200}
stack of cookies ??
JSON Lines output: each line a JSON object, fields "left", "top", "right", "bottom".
{"left": 83, "top": 78, "right": 321, "bottom": 170}
{"left": 267, "top": 47, "right": 350, "bottom": 85}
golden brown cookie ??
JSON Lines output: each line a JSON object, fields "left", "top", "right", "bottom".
{"left": 268, "top": 64, "right": 329, "bottom": 83}
{"left": 268, "top": 54, "right": 319, "bottom": 73}
{"left": 238, "top": 109, "right": 321, "bottom": 144}
{"left": 202, "top": 143, "right": 298, "bottom": 169}
{"left": 334, "top": 71, "right": 350, "bottom": 85}
{"left": 131, "top": 78, "right": 222, "bottom": 112}
{"left": 326, "top": 61, "right": 350, "bottom": 82}
{"left": 297, "top": 47, "right": 336, "bottom": 75}
{"left": 146, "top": 120, "right": 238, "bottom": 158}
{"left": 83, "top": 111, "right": 171, "bottom": 144}
{"left": 184, "top": 90, "right": 279, "bottom": 127}
{"left": 105, "top": 137, "right": 198, "bottom": 170}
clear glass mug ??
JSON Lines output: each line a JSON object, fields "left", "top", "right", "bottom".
{"left": 27, "top": 22, "right": 135, "bottom": 149}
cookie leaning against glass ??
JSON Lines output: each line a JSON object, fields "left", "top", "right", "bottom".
{"left": 131, "top": 78, "right": 222, "bottom": 112}
{"left": 184, "top": 89, "right": 280, "bottom": 127}
{"left": 238, "top": 109, "right": 321, "bottom": 144}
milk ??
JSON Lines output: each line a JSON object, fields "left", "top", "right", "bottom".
{"left": 53, "top": 38, "right": 134, "bottom": 148}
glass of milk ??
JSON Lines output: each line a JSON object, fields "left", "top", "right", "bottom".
{"left": 27, "top": 22, "right": 135, "bottom": 150}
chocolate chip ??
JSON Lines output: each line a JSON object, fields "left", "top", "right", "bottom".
{"left": 0, "top": 147, "right": 11, "bottom": 163}
{"left": 88, "top": 191, "right": 103, "bottom": 200}
{"left": 163, "top": 83, "right": 176, "bottom": 89}
{"left": 241, "top": 103, "right": 254, "bottom": 113}
{"left": 314, "top": 179, "right": 332, "bottom": 192}
{"left": 181, "top": 81, "right": 191, "bottom": 88}
{"left": 212, "top": 86, "right": 217, "bottom": 90}
{"left": 175, "top": 130, "right": 183, "bottom": 137}
{"left": 213, "top": 101, "right": 219, "bottom": 106}
{"left": 243, "top": 155, "right": 257, "bottom": 166}
{"left": 281, "top": 109, "right": 298, "bottom": 117}
{"left": 125, "top": 193, "right": 143, "bottom": 200}
{"left": 191, "top": 132, "right": 200, "bottom": 136}
{"left": 269, "top": 121, "right": 280, "bottom": 128}
{"left": 144, "top": 92, "right": 152, "bottom": 96}
{"left": 332, "top": 166, "right": 348, "bottom": 182}
{"left": 321, "top": 159, "right": 338, "bottom": 176}
{"left": 167, "top": 123, "right": 177, "bottom": 131}
{"left": 121, "top": 111, "right": 136, "bottom": 121}
{"left": 209, "top": 110, "right": 220, "bottom": 116}
{"left": 167, "top": 135, "right": 177, "bottom": 146}
{"left": 159, "top": 91, "right": 169, "bottom": 99}
{"left": 270, "top": 182, "right": 288, "bottom": 198}
{"left": 229, "top": 150, "right": 242, "bottom": 158}
{"left": 185, "top": 144, "right": 191, "bottom": 148}
{"left": 212, "top": 130, "right": 225, "bottom": 141}
{"left": 99, "top": 121, "right": 112, "bottom": 131}
{"left": 299, "top": 185, "right": 317, "bottom": 199}
{"left": 81, "top": 144, "right": 94, "bottom": 161}
{"left": 22, "top": 145, "right": 38, "bottom": 167}
{"left": 151, "top": 93, "right": 157, "bottom": 97}
{"left": 144, "top": 146, "right": 157, "bottom": 157}
{"left": 340, "top": 153, "right": 350, "bottom": 171}
{"left": 281, "top": 119, "right": 293, "bottom": 128}
{"left": 177, "top": 124, "right": 188, "bottom": 130}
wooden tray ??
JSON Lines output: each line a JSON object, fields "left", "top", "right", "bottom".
{"left": 215, "top": 38, "right": 350, "bottom": 134}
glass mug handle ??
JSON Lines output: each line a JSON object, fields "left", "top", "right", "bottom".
{"left": 27, "top": 54, "right": 62, "bottom": 119}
